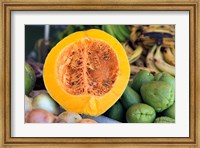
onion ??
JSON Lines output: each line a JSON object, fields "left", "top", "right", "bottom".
{"left": 25, "top": 109, "right": 57, "bottom": 123}
{"left": 25, "top": 95, "right": 33, "bottom": 113}
{"left": 58, "top": 111, "right": 82, "bottom": 123}
{"left": 32, "top": 93, "right": 60, "bottom": 115}
{"left": 29, "top": 90, "right": 48, "bottom": 98}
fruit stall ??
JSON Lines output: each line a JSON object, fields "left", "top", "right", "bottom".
{"left": 25, "top": 25, "right": 175, "bottom": 123}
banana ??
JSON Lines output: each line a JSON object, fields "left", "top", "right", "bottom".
{"left": 134, "top": 58, "right": 145, "bottom": 67}
{"left": 129, "top": 45, "right": 143, "bottom": 64}
{"left": 104, "top": 25, "right": 116, "bottom": 37}
{"left": 144, "top": 25, "right": 175, "bottom": 32}
{"left": 163, "top": 38, "right": 175, "bottom": 48}
{"left": 142, "top": 38, "right": 157, "bottom": 46}
{"left": 171, "top": 47, "right": 175, "bottom": 56}
{"left": 112, "top": 25, "right": 126, "bottom": 42}
{"left": 103, "top": 25, "right": 127, "bottom": 42}
{"left": 147, "top": 25, "right": 162, "bottom": 29}
{"left": 161, "top": 25, "right": 175, "bottom": 32}
{"left": 121, "top": 42, "right": 133, "bottom": 57}
{"left": 117, "top": 25, "right": 130, "bottom": 39}
{"left": 143, "top": 27, "right": 175, "bottom": 35}
{"left": 121, "top": 42, "right": 143, "bottom": 64}
{"left": 142, "top": 25, "right": 150, "bottom": 31}
{"left": 146, "top": 44, "right": 160, "bottom": 73}
{"left": 130, "top": 26, "right": 139, "bottom": 46}
{"left": 131, "top": 26, "right": 139, "bottom": 32}
{"left": 162, "top": 47, "right": 175, "bottom": 66}
{"left": 143, "top": 45, "right": 152, "bottom": 50}
{"left": 130, "top": 31, "right": 138, "bottom": 45}
{"left": 130, "top": 65, "right": 159, "bottom": 75}
{"left": 154, "top": 46, "right": 175, "bottom": 76}
{"left": 102, "top": 25, "right": 106, "bottom": 32}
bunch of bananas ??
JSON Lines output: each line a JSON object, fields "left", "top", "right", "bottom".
{"left": 128, "top": 25, "right": 175, "bottom": 76}
{"left": 121, "top": 42, "right": 143, "bottom": 64}
{"left": 101, "top": 25, "right": 130, "bottom": 42}
{"left": 146, "top": 45, "right": 175, "bottom": 76}
{"left": 139, "top": 25, "right": 175, "bottom": 49}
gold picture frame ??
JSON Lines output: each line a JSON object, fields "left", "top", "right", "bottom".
{"left": 0, "top": 0, "right": 200, "bottom": 147}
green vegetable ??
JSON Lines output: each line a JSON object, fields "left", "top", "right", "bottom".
{"left": 25, "top": 63, "right": 36, "bottom": 95}
{"left": 121, "top": 85, "right": 142, "bottom": 110}
{"left": 105, "top": 101, "right": 125, "bottom": 122}
{"left": 140, "top": 81, "right": 175, "bottom": 112}
{"left": 131, "top": 70, "right": 154, "bottom": 92}
{"left": 126, "top": 103, "right": 156, "bottom": 123}
{"left": 154, "top": 116, "right": 175, "bottom": 123}
{"left": 162, "top": 103, "right": 175, "bottom": 119}
{"left": 154, "top": 72, "right": 175, "bottom": 89}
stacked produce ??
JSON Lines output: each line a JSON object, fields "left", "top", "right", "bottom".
{"left": 25, "top": 25, "right": 175, "bottom": 123}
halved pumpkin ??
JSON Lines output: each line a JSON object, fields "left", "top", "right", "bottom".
{"left": 43, "top": 29, "right": 130, "bottom": 116}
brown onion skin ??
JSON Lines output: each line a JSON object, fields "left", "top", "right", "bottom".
{"left": 25, "top": 109, "right": 57, "bottom": 123}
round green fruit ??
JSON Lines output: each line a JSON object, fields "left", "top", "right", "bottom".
{"left": 25, "top": 63, "right": 36, "bottom": 95}
{"left": 162, "top": 103, "right": 175, "bottom": 119}
{"left": 154, "top": 116, "right": 175, "bottom": 123}
{"left": 131, "top": 70, "right": 154, "bottom": 93}
{"left": 121, "top": 85, "right": 142, "bottom": 110}
{"left": 126, "top": 103, "right": 156, "bottom": 123}
{"left": 154, "top": 72, "right": 175, "bottom": 89}
{"left": 140, "top": 81, "right": 175, "bottom": 113}
{"left": 105, "top": 101, "right": 125, "bottom": 122}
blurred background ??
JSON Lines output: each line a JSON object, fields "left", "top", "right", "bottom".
{"left": 25, "top": 25, "right": 102, "bottom": 90}
{"left": 25, "top": 25, "right": 101, "bottom": 63}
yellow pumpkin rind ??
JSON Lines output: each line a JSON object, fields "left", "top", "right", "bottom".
{"left": 43, "top": 29, "right": 130, "bottom": 116}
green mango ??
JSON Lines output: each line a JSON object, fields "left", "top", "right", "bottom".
{"left": 126, "top": 103, "right": 156, "bottom": 123}
{"left": 162, "top": 103, "right": 175, "bottom": 119}
{"left": 25, "top": 63, "right": 36, "bottom": 95}
{"left": 154, "top": 116, "right": 175, "bottom": 123}
{"left": 121, "top": 85, "right": 142, "bottom": 110}
{"left": 140, "top": 81, "right": 175, "bottom": 112}
{"left": 131, "top": 70, "right": 154, "bottom": 93}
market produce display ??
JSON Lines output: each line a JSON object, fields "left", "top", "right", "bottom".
{"left": 25, "top": 25, "right": 175, "bottom": 123}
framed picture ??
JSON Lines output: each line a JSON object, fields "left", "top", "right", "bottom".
{"left": 1, "top": 0, "right": 200, "bottom": 147}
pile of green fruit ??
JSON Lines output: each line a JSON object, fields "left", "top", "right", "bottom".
{"left": 105, "top": 70, "right": 175, "bottom": 123}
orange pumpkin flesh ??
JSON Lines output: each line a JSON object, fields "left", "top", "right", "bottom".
{"left": 56, "top": 39, "right": 119, "bottom": 96}
{"left": 43, "top": 29, "right": 130, "bottom": 116}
